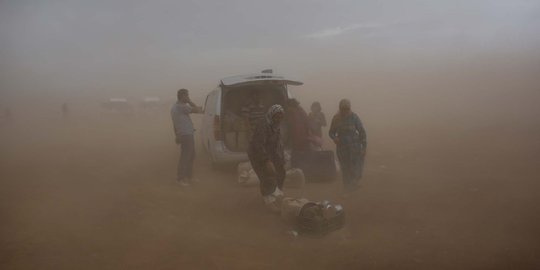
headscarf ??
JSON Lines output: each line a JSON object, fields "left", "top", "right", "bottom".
{"left": 333, "top": 99, "right": 352, "bottom": 124}
{"left": 266, "top": 104, "right": 284, "bottom": 126}
{"left": 339, "top": 99, "right": 351, "bottom": 111}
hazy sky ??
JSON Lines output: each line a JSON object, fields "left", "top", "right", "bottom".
{"left": 1, "top": 0, "right": 539, "bottom": 101}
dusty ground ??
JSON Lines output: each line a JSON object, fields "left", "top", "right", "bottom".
{"left": 1, "top": 107, "right": 539, "bottom": 270}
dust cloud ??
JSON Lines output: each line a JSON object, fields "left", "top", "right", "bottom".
{"left": 1, "top": 1, "right": 540, "bottom": 269}
{"left": 1, "top": 54, "right": 539, "bottom": 269}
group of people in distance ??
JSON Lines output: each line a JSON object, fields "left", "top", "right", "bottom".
{"left": 171, "top": 88, "right": 367, "bottom": 210}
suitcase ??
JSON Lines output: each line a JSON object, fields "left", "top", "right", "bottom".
{"left": 291, "top": 150, "right": 337, "bottom": 182}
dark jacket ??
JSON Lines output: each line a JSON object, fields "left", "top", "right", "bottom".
{"left": 247, "top": 120, "right": 285, "bottom": 167}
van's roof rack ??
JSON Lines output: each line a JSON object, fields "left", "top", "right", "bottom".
{"left": 220, "top": 71, "right": 303, "bottom": 87}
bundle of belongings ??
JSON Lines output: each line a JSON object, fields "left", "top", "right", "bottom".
{"left": 222, "top": 111, "right": 250, "bottom": 152}
{"left": 237, "top": 151, "right": 305, "bottom": 188}
{"left": 281, "top": 197, "right": 345, "bottom": 236}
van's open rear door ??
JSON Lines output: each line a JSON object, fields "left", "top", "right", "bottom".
{"left": 220, "top": 73, "right": 303, "bottom": 87}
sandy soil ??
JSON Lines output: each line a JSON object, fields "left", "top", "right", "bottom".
{"left": 1, "top": 105, "right": 539, "bottom": 269}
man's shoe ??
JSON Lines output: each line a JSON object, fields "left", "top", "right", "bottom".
{"left": 178, "top": 180, "right": 191, "bottom": 187}
{"left": 263, "top": 195, "right": 276, "bottom": 205}
{"left": 273, "top": 187, "right": 284, "bottom": 197}
{"left": 263, "top": 193, "right": 283, "bottom": 214}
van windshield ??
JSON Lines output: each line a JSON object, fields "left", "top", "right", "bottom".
{"left": 221, "top": 84, "right": 287, "bottom": 152}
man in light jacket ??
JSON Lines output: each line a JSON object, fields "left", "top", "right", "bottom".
{"left": 171, "top": 88, "right": 203, "bottom": 186}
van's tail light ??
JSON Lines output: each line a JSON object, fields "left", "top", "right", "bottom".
{"left": 213, "top": 115, "right": 222, "bottom": 140}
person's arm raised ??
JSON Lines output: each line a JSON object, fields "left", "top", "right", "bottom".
{"left": 187, "top": 99, "right": 203, "bottom": 113}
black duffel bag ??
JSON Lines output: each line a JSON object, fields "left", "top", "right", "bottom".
{"left": 296, "top": 202, "right": 345, "bottom": 236}
{"left": 291, "top": 150, "right": 337, "bottom": 182}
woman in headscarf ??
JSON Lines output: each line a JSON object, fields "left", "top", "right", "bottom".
{"left": 248, "top": 104, "right": 286, "bottom": 211}
{"left": 329, "top": 99, "right": 367, "bottom": 193}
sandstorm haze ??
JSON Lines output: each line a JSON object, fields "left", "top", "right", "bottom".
{"left": 1, "top": 1, "right": 540, "bottom": 269}
{"left": 1, "top": 0, "right": 540, "bottom": 105}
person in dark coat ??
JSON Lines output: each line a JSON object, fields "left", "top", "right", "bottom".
{"left": 247, "top": 104, "right": 286, "bottom": 211}
{"left": 329, "top": 99, "right": 367, "bottom": 193}
{"left": 284, "top": 99, "right": 311, "bottom": 152}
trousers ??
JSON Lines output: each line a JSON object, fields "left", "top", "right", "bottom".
{"left": 177, "top": 134, "right": 195, "bottom": 181}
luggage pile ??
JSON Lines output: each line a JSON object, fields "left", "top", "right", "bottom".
{"left": 281, "top": 197, "right": 345, "bottom": 236}
{"left": 296, "top": 201, "right": 345, "bottom": 236}
{"left": 235, "top": 150, "right": 345, "bottom": 236}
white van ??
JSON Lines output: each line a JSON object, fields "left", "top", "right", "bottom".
{"left": 201, "top": 70, "right": 303, "bottom": 165}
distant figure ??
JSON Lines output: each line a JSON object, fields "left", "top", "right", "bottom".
{"left": 308, "top": 101, "right": 327, "bottom": 137}
{"left": 329, "top": 99, "right": 367, "bottom": 194}
{"left": 248, "top": 104, "right": 286, "bottom": 212}
{"left": 62, "top": 102, "right": 69, "bottom": 118}
{"left": 241, "top": 91, "right": 266, "bottom": 137}
{"left": 4, "top": 108, "right": 11, "bottom": 120}
{"left": 284, "top": 99, "right": 311, "bottom": 151}
{"left": 171, "top": 88, "right": 203, "bottom": 187}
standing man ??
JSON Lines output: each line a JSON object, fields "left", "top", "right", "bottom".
{"left": 62, "top": 102, "right": 69, "bottom": 118}
{"left": 329, "top": 99, "right": 367, "bottom": 195}
{"left": 248, "top": 104, "right": 286, "bottom": 212}
{"left": 171, "top": 89, "right": 203, "bottom": 186}
{"left": 4, "top": 108, "right": 12, "bottom": 121}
